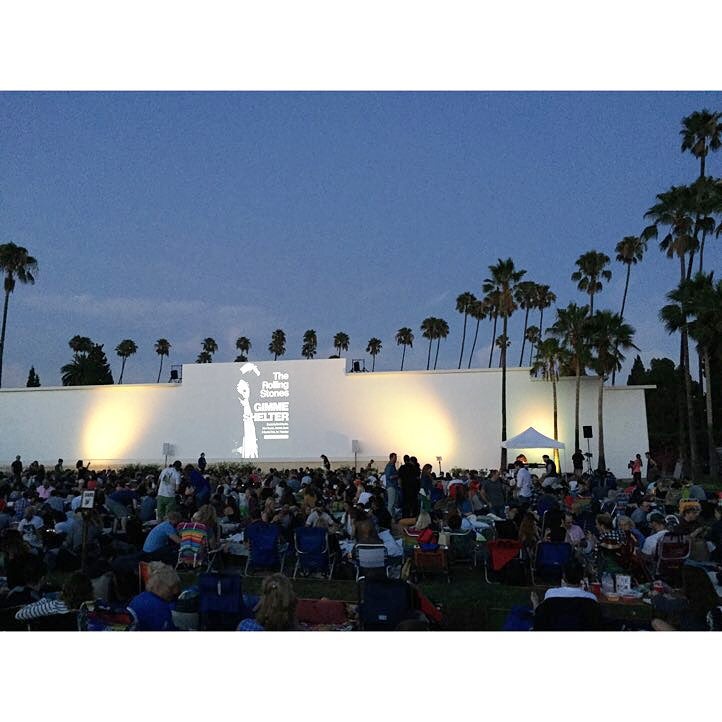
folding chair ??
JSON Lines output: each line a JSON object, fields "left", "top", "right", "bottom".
{"left": 78, "top": 600, "right": 137, "bottom": 631}
{"left": 655, "top": 534, "right": 691, "bottom": 586}
{"left": 357, "top": 577, "right": 417, "bottom": 630}
{"left": 412, "top": 545, "right": 450, "bottom": 582}
{"left": 293, "top": 526, "right": 335, "bottom": 579}
{"left": 176, "top": 521, "right": 220, "bottom": 572}
{"left": 244, "top": 522, "right": 285, "bottom": 575}
{"left": 531, "top": 541, "right": 573, "bottom": 585}
{"left": 484, "top": 539, "right": 524, "bottom": 584}
{"left": 198, "top": 572, "right": 252, "bottom": 630}
{"left": 351, "top": 543, "right": 389, "bottom": 581}
{"left": 446, "top": 529, "right": 477, "bottom": 568}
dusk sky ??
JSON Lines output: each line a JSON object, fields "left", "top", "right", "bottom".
{"left": 1, "top": 91, "right": 721, "bottom": 387}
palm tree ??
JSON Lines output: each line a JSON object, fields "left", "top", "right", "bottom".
{"left": 268, "top": 329, "right": 286, "bottom": 361}
{"left": 366, "top": 337, "right": 382, "bottom": 371}
{"left": 571, "top": 251, "right": 612, "bottom": 316}
{"left": 333, "top": 332, "right": 350, "bottom": 357}
{"left": 235, "top": 336, "right": 251, "bottom": 362}
{"left": 525, "top": 325, "right": 540, "bottom": 366}
{"left": 0, "top": 243, "right": 38, "bottom": 388}
{"left": 495, "top": 334, "right": 510, "bottom": 367}
{"left": 455, "top": 292, "right": 476, "bottom": 369}
{"left": 690, "top": 176, "right": 722, "bottom": 273}
{"left": 433, "top": 318, "right": 449, "bottom": 370}
{"left": 302, "top": 329, "right": 318, "bottom": 359}
{"left": 683, "top": 273, "right": 722, "bottom": 482}
{"left": 154, "top": 338, "right": 171, "bottom": 382}
{"left": 69, "top": 335, "right": 93, "bottom": 353}
{"left": 466, "top": 298, "right": 488, "bottom": 369}
{"left": 62, "top": 343, "right": 113, "bottom": 385}
{"left": 612, "top": 235, "right": 647, "bottom": 384}
{"left": 550, "top": 302, "right": 591, "bottom": 452}
{"left": 395, "top": 327, "right": 414, "bottom": 371}
{"left": 420, "top": 317, "right": 437, "bottom": 371}
{"left": 680, "top": 109, "right": 722, "bottom": 180}
{"left": 514, "top": 281, "right": 538, "bottom": 366}
{"left": 196, "top": 350, "right": 212, "bottom": 364}
{"left": 486, "top": 258, "right": 526, "bottom": 469}
{"left": 481, "top": 284, "right": 501, "bottom": 368}
{"left": 532, "top": 284, "right": 557, "bottom": 362}
{"left": 114, "top": 339, "right": 138, "bottom": 384}
{"left": 531, "top": 337, "right": 569, "bottom": 471}
{"left": 202, "top": 337, "right": 218, "bottom": 361}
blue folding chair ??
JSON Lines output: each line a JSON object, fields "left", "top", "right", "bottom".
{"left": 531, "top": 541, "right": 573, "bottom": 585}
{"left": 293, "top": 526, "right": 335, "bottom": 579}
{"left": 244, "top": 522, "right": 285, "bottom": 575}
{"left": 357, "top": 577, "right": 416, "bottom": 630}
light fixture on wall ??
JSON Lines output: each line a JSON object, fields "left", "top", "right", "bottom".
{"left": 436, "top": 455, "right": 442, "bottom": 476}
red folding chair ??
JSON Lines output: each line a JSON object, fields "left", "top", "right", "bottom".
{"left": 484, "top": 539, "right": 523, "bottom": 583}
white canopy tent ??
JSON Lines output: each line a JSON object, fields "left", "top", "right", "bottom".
{"left": 502, "top": 426, "right": 565, "bottom": 449}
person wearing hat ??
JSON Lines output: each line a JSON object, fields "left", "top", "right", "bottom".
{"left": 641, "top": 512, "right": 668, "bottom": 558}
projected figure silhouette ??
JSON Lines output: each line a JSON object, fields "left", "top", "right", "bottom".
{"left": 233, "top": 363, "right": 260, "bottom": 458}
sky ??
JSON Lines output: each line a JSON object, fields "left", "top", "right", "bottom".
{"left": 1, "top": 91, "right": 721, "bottom": 387}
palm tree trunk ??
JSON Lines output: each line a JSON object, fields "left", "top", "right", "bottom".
{"left": 434, "top": 337, "right": 441, "bottom": 370}
{"left": 157, "top": 355, "right": 164, "bottom": 383}
{"left": 426, "top": 338, "right": 432, "bottom": 371}
{"left": 597, "top": 376, "right": 606, "bottom": 472}
{"left": 589, "top": 292, "right": 595, "bottom": 316}
{"left": 488, "top": 313, "right": 498, "bottom": 368}
{"left": 519, "top": 306, "right": 530, "bottom": 366}
{"left": 552, "top": 376, "right": 560, "bottom": 472}
{"left": 400, "top": 345, "right": 406, "bottom": 371}
{"left": 372, "top": 354, "right": 376, "bottom": 372}
{"left": 677, "top": 336, "right": 689, "bottom": 475}
{"left": 500, "top": 316, "right": 508, "bottom": 470}
{"left": 574, "top": 358, "right": 581, "bottom": 452}
{"left": 530, "top": 307, "right": 544, "bottom": 366}
{"left": 702, "top": 346, "right": 719, "bottom": 482}
{"left": 0, "top": 289, "right": 11, "bottom": 388}
{"left": 699, "top": 227, "right": 708, "bottom": 274}
{"left": 467, "top": 317, "right": 481, "bottom": 369}
{"left": 119, "top": 358, "right": 126, "bottom": 384}
{"left": 458, "top": 311, "right": 468, "bottom": 369}
{"left": 682, "top": 326, "right": 700, "bottom": 477}
{"left": 612, "top": 264, "right": 633, "bottom": 385}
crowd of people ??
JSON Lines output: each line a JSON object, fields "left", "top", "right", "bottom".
{"left": 1, "top": 449, "right": 720, "bottom": 631}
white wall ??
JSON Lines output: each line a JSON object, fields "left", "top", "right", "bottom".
{"left": 0, "top": 359, "right": 650, "bottom": 478}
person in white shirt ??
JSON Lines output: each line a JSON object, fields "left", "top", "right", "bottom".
{"left": 515, "top": 461, "right": 533, "bottom": 504}
{"left": 17, "top": 507, "right": 44, "bottom": 532}
{"left": 641, "top": 513, "right": 668, "bottom": 557}
{"left": 532, "top": 558, "right": 598, "bottom": 607}
{"left": 157, "top": 461, "right": 182, "bottom": 519}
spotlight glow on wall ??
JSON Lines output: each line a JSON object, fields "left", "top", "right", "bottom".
{"left": 81, "top": 394, "right": 147, "bottom": 462}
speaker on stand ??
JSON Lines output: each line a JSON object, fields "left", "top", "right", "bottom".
{"left": 583, "top": 425, "right": 593, "bottom": 474}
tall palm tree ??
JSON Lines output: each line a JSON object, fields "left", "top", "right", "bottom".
{"left": 531, "top": 337, "right": 569, "bottom": 471}
{"left": 495, "top": 334, "right": 510, "bottom": 368}
{"left": 612, "top": 235, "right": 647, "bottom": 384}
{"left": 571, "top": 250, "right": 612, "bottom": 316}
{"left": 154, "top": 338, "right": 171, "bottom": 382}
{"left": 302, "top": 329, "right": 318, "bottom": 359}
{"left": 115, "top": 339, "right": 138, "bottom": 384}
{"left": 333, "top": 332, "right": 350, "bottom": 357}
{"left": 268, "top": 329, "right": 286, "bottom": 361}
{"left": 486, "top": 258, "right": 526, "bottom": 469}
{"left": 481, "top": 285, "right": 501, "bottom": 368}
{"left": 587, "top": 311, "right": 638, "bottom": 472}
{"left": 202, "top": 337, "right": 218, "bottom": 360}
{"left": 683, "top": 273, "right": 722, "bottom": 482}
{"left": 690, "top": 176, "right": 722, "bottom": 273}
{"left": 466, "top": 298, "right": 488, "bottom": 369}
{"left": 550, "top": 302, "right": 591, "bottom": 452}
{"left": 455, "top": 292, "right": 476, "bottom": 369}
{"left": 0, "top": 243, "right": 38, "bottom": 388}
{"left": 395, "top": 327, "right": 414, "bottom": 371}
{"left": 525, "top": 325, "right": 540, "bottom": 366}
{"left": 235, "top": 336, "right": 252, "bottom": 362}
{"left": 680, "top": 109, "right": 722, "bottom": 180}
{"left": 69, "top": 335, "right": 93, "bottom": 353}
{"left": 420, "top": 317, "right": 437, "bottom": 371}
{"left": 514, "top": 281, "right": 538, "bottom": 366}
{"left": 433, "top": 318, "right": 449, "bottom": 370}
{"left": 366, "top": 337, "right": 382, "bottom": 371}
{"left": 532, "top": 284, "right": 557, "bottom": 362}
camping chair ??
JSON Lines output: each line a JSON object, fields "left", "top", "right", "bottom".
{"left": 176, "top": 521, "right": 220, "bottom": 571}
{"left": 357, "top": 577, "right": 417, "bottom": 630}
{"left": 244, "top": 522, "right": 286, "bottom": 575}
{"left": 446, "top": 529, "right": 477, "bottom": 568}
{"left": 78, "top": 600, "right": 137, "bottom": 631}
{"left": 198, "top": 572, "right": 252, "bottom": 631}
{"left": 655, "top": 534, "right": 691, "bottom": 585}
{"left": 531, "top": 542, "right": 573, "bottom": 585}
{"left": 483, "top": 539, "right": 524, "bottom": 584}
{"left": 351, "top": 543, "right": 389, "bottom": 581}
{"left": 682, "top": 562, "right": 722, "bottom": 625}
{"left": 293, "top": 526, "right": 335, "bottom": 579}
{"left": 412, "top": 545, "right": 450, "bottom": 582}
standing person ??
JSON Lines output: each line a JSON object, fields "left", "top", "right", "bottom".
{"left": 197, "top": 452, "right": 207, "bottom": 473}
{"left": 399, "top": 455, "right": 420, "bottom": 519}
{"left": 384, "top": 452, "right": 399, "bottom": 517}
{"left": 645, "top": 452, "right": 659, "bottom": 482}
{"left": 54, "top": 459, "right": 64, "bottom": 475}
{"left": 515, "top": 460, "right": 533, "bottom": 508}
{"left": 572, "top": 449, "right": 585, "bottom": 477}
{"left": 11, "top": 455, "right": 23, "bottom": 483}
{"left": 157, "top": 461, "right": 182, "bottom": 520}
{"left": 420, "top": 463, "right": 434, "bottom": 497}
{"left": 184, "top": 464, "right": 211, "bottom": 508}
{"left": 631, "top": 454, "right": 643, "bottom": 484}
{"left": 482, "top": 469, "right": 506, "bottom": 517}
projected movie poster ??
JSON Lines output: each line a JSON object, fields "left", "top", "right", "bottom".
{"left": 232, "top": 363, "right": 290, "bottom": 458}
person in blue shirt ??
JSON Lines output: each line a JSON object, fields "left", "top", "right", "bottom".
{"left": 184, "top": 465, "right": 211, "bottom": 507}
{"left": 384, "top": 452, "right": 399, "bottom": 516}
{"left": 142, "top": 511, "right": 182, "bottom": 564}
{"left": 129, "top": 562, "right": 180, "bottom": 631}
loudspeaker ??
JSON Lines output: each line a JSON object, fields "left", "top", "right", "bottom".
{"left": 352, "top": 361, "right": 361, "bottom": 373}
{"left": 583, "top": 425, "right": 593, "bottom": 439}
{"left": 169, "top": 369, "right": 179, "bottom": 381}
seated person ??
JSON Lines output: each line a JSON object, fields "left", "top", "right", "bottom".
{"left": 593, "top": 513, "right": 625, "bottom": 548}
{"left": 238, "top": 573, "right": 298, "bottom": 631}
{"left": 370, "top": 496, "right": 392, "bottom": 531}
{"left": 128, "top": 562, "right": 180, "bottom": 631}
{"left": 517, "top": 511, "right": 540, "bottom": 557}
{"left": 17, "top": 506, "right": 44, "bottom": 533}
{"left": 15, "top": 571, "right": 93, "bottom": 624}
{"left": 641, "top": 513, "right": 669, "bottom": 559}
{"left": 563, "top": 512, "right": 585, "bottom": 547}
{"left": 617, "top": 515, "right": 645, "bottom": 549}
{"left": 305, "top": 505, "right": 337, "bottom": 530}
{"left": 706, "top": 505, "right": 722, "bottom": 563}
{"left": 0, "top": 555, "right": 46, "bottom": 609}
{"left": 409, "top": 511, "right": 437, "bottom": 545}
{"left": 138, "top": 490, "right": 157, "bottom": 523}
{"left": 142, "top": 511, "right": 182, "bottom": 564}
